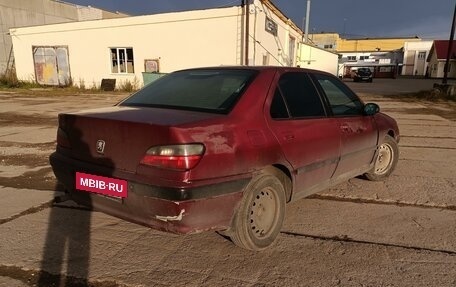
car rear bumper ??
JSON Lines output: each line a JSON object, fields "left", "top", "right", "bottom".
{"left": 50, "top": 152, "right": 247, "bottom": 234}
{"left": 354, "top": 76, "right": 372, "bottom": 81}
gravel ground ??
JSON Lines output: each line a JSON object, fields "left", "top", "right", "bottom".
{"left": 0, "top": 81, "right": 455, "bottom": 287}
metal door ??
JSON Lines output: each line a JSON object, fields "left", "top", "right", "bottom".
{"left": 33, "top": 46, "right": 70, "bottom": 86}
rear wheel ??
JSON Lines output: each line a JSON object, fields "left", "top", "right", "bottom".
{"left": 227, "top": 172, "right": 285, "bottom": 251}
{"left": 365, "top": 135, "right": 398, "bottom": 181}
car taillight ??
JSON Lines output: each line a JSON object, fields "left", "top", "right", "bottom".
{"left": 56, "top": 127, "right": 71, "bottom": 148}
{"left": 140, "top": 144, "right": 205, "bottom": 171}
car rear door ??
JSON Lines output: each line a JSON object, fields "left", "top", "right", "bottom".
{"left": 311, "top": 73, "right": 378, "bottom": 180}
{"left": 266, "top": 71, "right": 340, "bottom": 199}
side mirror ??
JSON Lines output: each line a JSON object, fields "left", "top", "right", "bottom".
{"left": 364, "top": 103, "right": 380, "bottom": 115}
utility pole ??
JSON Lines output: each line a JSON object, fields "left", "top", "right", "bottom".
{"left": 304, "top": 0, "right": 311, "bottom": 43}
{"left": 443, "top": 2, "right": 456, "bottom": 84}
{"left": 245, "top": 0, "right": 250, "bottom": 65}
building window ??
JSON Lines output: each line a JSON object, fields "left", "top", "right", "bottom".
{"left": 324, "top": 44, "right": 333, "bottom": 49}
{"left": 418, "top": 52, "right": 426, "bottom": 59}
{"left": 262, "top": 54, "right": 270, "bottom": 65}
{"left": 111, "top": 48, "right": 134, "bottom": 73}
{"left": 360, "top": 55, "right": 369, "bottom": 60}
{"left": 347, "top": 56, "right": 357, "bottom": 61}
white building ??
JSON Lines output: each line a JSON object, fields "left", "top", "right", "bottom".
{"left": 427, "top": 40, "right": 456, "bottom": 79}
{"left": 0, "top": 0, "right": 127, "bottom": 75}
{"left": 10, "top": 0, "right": 338, "bottom": 88}
{"left": 402, "top": 41, "right": 433, "bottom": 76}
{"left": 297, "top": 44, "right": 338, "bottom": 75}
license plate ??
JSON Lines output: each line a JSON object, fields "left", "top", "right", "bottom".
{"left": 76, "top": 172, "right": 128, "bottom": 198}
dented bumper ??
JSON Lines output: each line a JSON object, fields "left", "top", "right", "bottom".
{"left": 50, "top": 152, "right": 247, "bottom": 234}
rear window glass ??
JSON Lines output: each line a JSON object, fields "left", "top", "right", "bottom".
{"left": 120, "top": 69, "right": 258, "bottom": 114}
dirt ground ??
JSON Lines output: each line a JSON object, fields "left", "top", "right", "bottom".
{"left": 0, "top": 80, "right": 455, "bottom": 286}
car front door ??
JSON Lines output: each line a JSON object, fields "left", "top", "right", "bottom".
{"left": 311, "top": 73, "right": 378, "bottom": 180}
{"left": 267, "top": 71, "right": 340, "bottom": 199}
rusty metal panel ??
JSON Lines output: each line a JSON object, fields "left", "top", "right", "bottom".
{"left": 56, "top": 47, "right": 70, "bottom": 85}
{"left": 33, "top": 46, "right": 70, "bottom": 86}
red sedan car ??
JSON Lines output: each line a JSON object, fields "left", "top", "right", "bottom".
{"left": 50, "top": 66, "right": 399, "bottom": 250}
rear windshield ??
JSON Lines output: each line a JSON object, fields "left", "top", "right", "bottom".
{"left": 119, "top": 69, "right": 258, "bottom": 114}
{"left": 358, "top": 68, "right": 371, "bottom": 74}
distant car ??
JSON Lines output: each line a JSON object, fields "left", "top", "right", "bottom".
{"left": 351, "top": 67, "right": 373, "bottom": 82}
{"left": 50, "top": 66, "right": 399, "bottom": 250}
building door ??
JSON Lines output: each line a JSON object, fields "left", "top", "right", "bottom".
{"left": 416, "top": 51, "right": 426, "bottom": 76}
{"left": 288, "top": 36, "right": 296, "bottom": 66}
{"left": 33, "top": 46, "right": 71, "bottom": 86}
{"left": 404, "top": 51, "right": 415, "bottom": 75}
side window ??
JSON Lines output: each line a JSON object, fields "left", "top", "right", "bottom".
{"left": 270, "top": 89, "right": 290, "bottom": 119}
{"left": 276, "top": 72, "right": 326, "bottom": 118}
{"left": 314, "top": 73, "right": 364, "bottom": 116}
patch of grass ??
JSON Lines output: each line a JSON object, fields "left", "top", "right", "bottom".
{"left": 117, "top": 77, "right": 139, "bottom": 92}
{"left": 399, "top": 89, "right": 456, "bottom": 102}
{"left": 0, "top": 72, "right": 126, "bottom": 96}
{"left": 0, "top": 70, "right": 44, "bottom": 89}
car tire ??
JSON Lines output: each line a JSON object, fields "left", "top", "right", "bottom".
{"left": 227, "top": 172, "right": 286, "bottom": 251}
{"left": 365, "top": 135, "right": 398, "bottom": 181}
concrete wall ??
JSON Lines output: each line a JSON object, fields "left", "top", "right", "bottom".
{"left": 402, "top": 41, "right": 433, "bottom": 76}
{"left": 249, "top": 0, "right": 302, "bottom": 66}
{"left": 11, "top": 1, "right": 307, "bottom": 88}
{"left": 0, "top": 0, "right": 127, "bottom": 74}
{"left": 308, "top": 33, "right": 339, "bottom": 52}
{"left": 11, "top": 7, "right": 242, "bottom": 87}
{"left": 297, "top": 44, "right": 338, "bottom": 75}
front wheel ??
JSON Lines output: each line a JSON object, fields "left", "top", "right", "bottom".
{"left": 365, "top": 135, "right": 399, "bottom": 181}
{"left": 227, "top": 172, "right": 286, "bottom": 251}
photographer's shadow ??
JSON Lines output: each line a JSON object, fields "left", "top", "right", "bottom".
{"left": 39, "top": 121, "right": 115, "bottom": 286}
{"left": 38, "top": 189, "right": 92, "bottom": 286}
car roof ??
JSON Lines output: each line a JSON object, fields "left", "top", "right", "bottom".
{"left": 176, "top": 65, "right": 334, "bottom": 76}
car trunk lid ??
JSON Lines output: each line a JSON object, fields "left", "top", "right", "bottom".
{"left": 58, "top": 106, "right": 221, "bottom": 172}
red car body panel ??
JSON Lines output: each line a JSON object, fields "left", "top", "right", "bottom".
{"left": 50, "top": 66, "right": 399, "bottom": 234}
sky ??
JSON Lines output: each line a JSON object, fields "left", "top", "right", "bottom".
{"left": 66, "top": 0, "right": 455, "bottom": 40}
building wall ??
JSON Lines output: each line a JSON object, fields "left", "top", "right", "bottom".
{"left": 307, "top": 33, "right": 338, "bottom": 52}
{"left": 297, "top": 44, "right": 338, "bottom": 75}
{"left": 402, "top": 41, "right": 433, "bottom": 76}
{"left": 11, "top": 7, "right": 243, "bottom": 87}
{"left": 0, "top": 0, "right": 127, "bottom": 74}
{"left": 250, "top": 0, "right": 302, "bottom": 66}
{"left": 309, "top": 33, "right": 421, "bottom": 53}
{"left": 337, "top": 37, "right": 420, "bottom": 53}
{"left": 427, "top": 51, "right": 456, "bottom": 79}
{"left": 12, "top": 1, "right": 313, "bottom": 88}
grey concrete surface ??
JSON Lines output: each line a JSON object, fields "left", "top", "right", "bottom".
{"left": 0, "top": 187, "right": 55, "bottom": 221}
{"left": 345, "top": 77, "right": 456, "bottom": 95}
{"left": 0, "top": 79, "right": 455, "bottom": 286}
{"left": 0, "top": 276, "right": 28, "bottom": 287}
